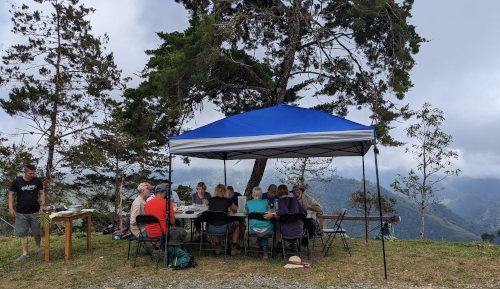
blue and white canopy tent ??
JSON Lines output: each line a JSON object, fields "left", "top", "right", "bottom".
{"left": 165, "top": 104, "right": 388, "bottom": 278}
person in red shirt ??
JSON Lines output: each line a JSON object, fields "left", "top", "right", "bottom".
{"left": 145, "top": 184, "right": 176, "bottom": 238}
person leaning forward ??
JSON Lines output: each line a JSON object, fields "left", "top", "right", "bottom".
{"left": 8, "top": 164, "right": 45, "bottom": 261}
{"left": 293, "top": 185, "right": 323, "bottom": 246}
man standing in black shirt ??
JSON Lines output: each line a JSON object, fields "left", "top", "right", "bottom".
{"left": 8, "top": 164, "right": 45, "bottom": 261}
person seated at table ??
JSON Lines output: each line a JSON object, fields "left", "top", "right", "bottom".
{"left": 144, "top": 184, "right": 176, "bottom": 249}
{"left": 130, "top": 182, "right": 153, "bottom": 238}
{"left": 262, "top": 184, "right": 279, "bottom": 209}
{"left": 245, "top": 186, "right": 273, "bottom": 259}
{"left": 226, "top": 185, "right": 241, "bottom": 206}
{"left": 276, "top": 184, "right": 306, "bottom": 252}
{"left": 293, "top": 185, "right": 323, "bottom": 246}
{"left": 207, "top": 184, "right": 241, "bottom": 256}
{"left": 146, "top": 179, "right": 180, "bottom": 204}
{"left": 192, "top": 181, "right": 211, "bottom": 240}
{"left": 191, "top": 181, "right": 211, "bottom": 205}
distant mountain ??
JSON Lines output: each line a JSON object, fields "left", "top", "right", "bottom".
{"left": 171, "top": 168, "right": 486, "bottom": 242}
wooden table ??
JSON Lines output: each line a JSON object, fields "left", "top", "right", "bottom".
{"left": 44, "top": 211, "right": 92, "bottom": 261}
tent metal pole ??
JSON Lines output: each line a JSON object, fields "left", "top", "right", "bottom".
{"left": 373, "top": 142, "right": 387, "bottom": 279}
{"left": 224, "top": 157, "right": 227, "bottom": 186}
{"left": 362, "top": 155, "right": 368, "bottom": 243}
{"left": 163, "top": 153, "right": 173, "bottom": 269}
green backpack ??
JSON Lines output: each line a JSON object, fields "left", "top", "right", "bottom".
{"left": 167, "top": 246, "right": 197, "bottom": 269}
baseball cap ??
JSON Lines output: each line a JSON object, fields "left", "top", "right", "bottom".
{"left": 155, "top": 184, "right": 168, "bottom": 193}
{"left": 268, "top": 184, "right": 278, "bottom": 192}
{"left": 137, "top": 182, "right": 154, "bottom": 191}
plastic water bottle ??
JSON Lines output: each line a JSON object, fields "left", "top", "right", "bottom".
{"left": 274, "top": 199, "right": 279, "bottom": 211}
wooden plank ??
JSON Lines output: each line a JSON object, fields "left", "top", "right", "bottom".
{"left": 318, "top": 215, "right": 401, "bottom": 229}
{"left": 86, "top": 215, "right": 91, "bottom": 251}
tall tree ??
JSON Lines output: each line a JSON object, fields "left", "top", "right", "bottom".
{"left": 391, "top": 103, "right": 460, "bottom": 239}
{"left": 0, "top": 0, "right": 122, "bottom": 202}
{"left": 126, "top": 0, "right": 423, "bottom": 193}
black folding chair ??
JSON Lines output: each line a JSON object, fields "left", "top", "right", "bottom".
{"left": 244, "top": 212, "right": 274, "bottom": 262}
{"left": 198, "top": 211, "right": 230, "bottom": 260}
{"left": 133, "top": 214, "right": 165, "bottom": 270}
{"left": 279, "top": 213, "right": 311, "bottom": 263}
{"left": 322, "top": 208, "right": 351, "bottom": 257}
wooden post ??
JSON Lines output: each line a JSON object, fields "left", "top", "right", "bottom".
{"left": 44, "top": 222, "right": 50, "bottom": 261}
{"left": 87, "top": 215, "right": 91, "bottom": 251}
{"left": 65, "top": 220, "right": 72, "bottom": 260}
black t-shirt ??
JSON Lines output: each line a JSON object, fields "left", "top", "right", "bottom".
{"left": 208, "top": 196, "right": 232, "bottom": 212}
{"left": 9, "top": 176, "right": 44, "bottom": 214}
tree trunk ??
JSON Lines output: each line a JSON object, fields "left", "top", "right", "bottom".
{"left": 419, "top": 200, "right": 425, "bottom": 239}
{"left": 244, "top": 159, "right": 268, "bottom": 197}
{"left": 45, "top": 4, "right": 62, "bottom": 203}
{"left": 118, "top": 172, "right": 124, "bottom": 229}
{"left": 244, "top": 1, "right": 301, "bottom": 193}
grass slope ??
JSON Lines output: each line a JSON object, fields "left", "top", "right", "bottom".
{"left": 0, "top": 234, "right": 498, "bottom": 289}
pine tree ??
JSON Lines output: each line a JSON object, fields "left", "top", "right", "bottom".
{"left": 0, "top": 0, "right": 122, "bottom": 202}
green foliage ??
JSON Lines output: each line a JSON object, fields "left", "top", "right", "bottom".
{"left": 175, "top": 184, "right": 193, "bottom": 203}
{"left": 481, "top": 232, "right": 495, "bottom": 243}
{"left": 349, "top": 190, "right": 396, "bottom": 215}
{"left": 391, "top": 103, "right": 460, "bottom": 239}
{"left": 0, "top": 0, "right": 122, "bottom": 200}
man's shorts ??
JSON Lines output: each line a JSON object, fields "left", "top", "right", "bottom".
{"left": 14, "top": 212, "right": 41, "bottom": 237}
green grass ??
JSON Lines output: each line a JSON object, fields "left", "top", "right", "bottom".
{"left": 0, "top": 234, "right": 499, "bottom": 289}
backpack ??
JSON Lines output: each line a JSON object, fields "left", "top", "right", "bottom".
{"left": 167, "top": 246, "right": 197, "bottom": 269}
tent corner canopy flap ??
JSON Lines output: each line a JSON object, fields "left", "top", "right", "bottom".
{"left": 169, "top": 104, "right": 377, "bottom": 159}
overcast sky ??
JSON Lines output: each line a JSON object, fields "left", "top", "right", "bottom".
{"left": 1, "top": 0, "right": 499, "bottom": 182}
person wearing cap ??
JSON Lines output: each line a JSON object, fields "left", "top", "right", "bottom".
{"left": 146, "top": 180, "right": 180, "bottom": 204}
{"left": 262, "top": 184, "right": 279, "bottom": 209}
{"left": 144, "top": 184, "right": 176, "bottom": 241}
{"left": 293, "top": 185, "right": 323, "bottom": 246}
{"left": 130, "top": 182, "right": 153, "bottom": 237}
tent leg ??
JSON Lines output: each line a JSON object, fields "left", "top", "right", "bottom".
{"left": 224, "top": 158, "right": 227, "bottom": 186}
{"left": 164, "top": 154, "right": 173, "bottom": 269}
{"left": 373, "top": 143, "right": 387, "bottom": 280}
{"left": 362, "top": 155, "right": 368, "bottom": 243}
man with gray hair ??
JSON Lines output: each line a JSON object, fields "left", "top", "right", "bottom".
{"left": 8, "top": 164, "right": 45, "bottom": 261}
{"left": 130, "top": 182, "right": 153, "bottom": 237}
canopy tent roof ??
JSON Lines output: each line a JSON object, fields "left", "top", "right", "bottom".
{"left": 169, "top": 104, "right": 376, "bottom": 160}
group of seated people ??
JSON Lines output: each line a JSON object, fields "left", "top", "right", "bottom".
{"left": 129, "top": 179, "right": 323, "bottom": 259}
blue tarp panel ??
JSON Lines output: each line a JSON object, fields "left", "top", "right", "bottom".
{"left": 169, "top": 104, "right": 376, "bottom": 160}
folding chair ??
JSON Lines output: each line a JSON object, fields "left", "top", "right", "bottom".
{"left": 198, "top": 211, "right": 230, "bottom": 260}
{"left": 133, "top": 214, "right": 165, "bottom": 270}
{"left": 279, "top": 213, "right": 311, "bottom": 263}
{"left": 244, "top": 212, "right": 274, "bottom": 262}
{"left": 322, "top": 208, "right": 351, "bottom": 257}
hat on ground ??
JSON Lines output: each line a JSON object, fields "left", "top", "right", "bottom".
{"left": 155, "top": 184, "right": 168, "bottom": 193}
{"left": 268, "top": 184, "right": 278, "bottom": 192}
{"left": 137, "top": 182, "right": 154, "bottom": 191}
{"left": 288, "top": 255, "right": 301, "bottom": 263}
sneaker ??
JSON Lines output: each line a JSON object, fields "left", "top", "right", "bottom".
{"left": 16, "top": 254, "right": 29, "bottom": 261}
{"left": 35, "top": 249, "right": 44, "bottom": 255}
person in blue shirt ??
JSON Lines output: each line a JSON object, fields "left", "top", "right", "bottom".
{"left": 245, "top": 186, "right": 274, "bottom": 260}
{"left": 227, "top": 186, "right": 241, "bottom": 206}
{"left": 262, "top": 184, "right": 279, "bottom": 209}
